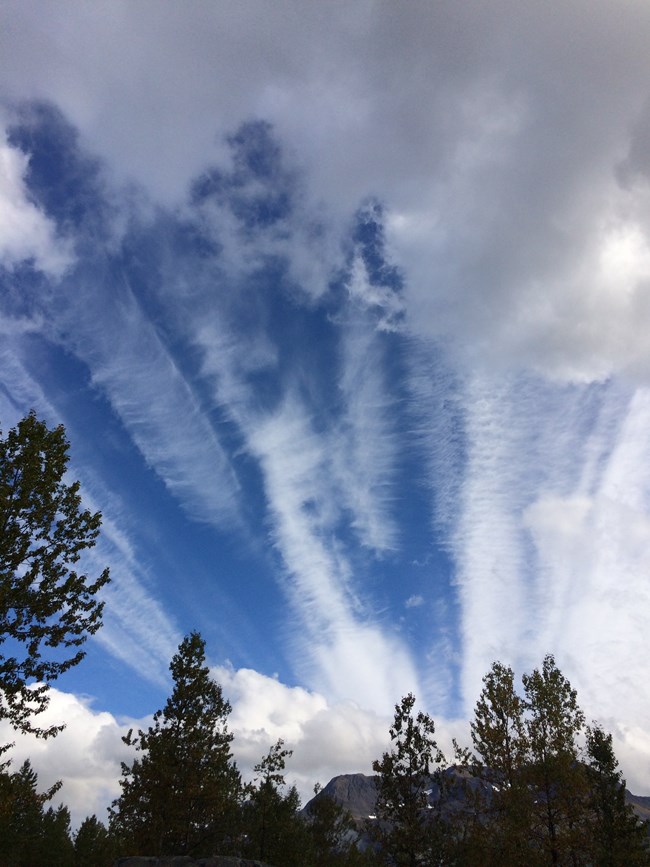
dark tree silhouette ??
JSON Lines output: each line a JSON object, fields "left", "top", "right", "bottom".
{"left": 0, "top": 412, "right": 109, "bottom": 736}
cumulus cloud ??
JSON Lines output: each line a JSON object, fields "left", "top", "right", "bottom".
{"left": 4, "top": 669, "right": 648, "bottom": 836}
{"left": 0, "top": 134, "right": 73, "bottom": 275}
{"left": 0, "top": 673, "right": 386, "bottom": 828}
{"left": 0, "top": 688, "right": 134, "bottom": 829}
{"left": 0, "top": 666, "right": 469, "bottom": 829}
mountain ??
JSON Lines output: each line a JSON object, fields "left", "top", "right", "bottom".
{"left": 628, "top": 791, "right": 650, "bottom": 828}
{"left": 302, "top": 768, "right": 483, "bottom": 821}
{"left": 305, "top": 774, "right": 379, "bottom": 822}
{"left": 304, "top": 770, "right": 650, "bottom": 836}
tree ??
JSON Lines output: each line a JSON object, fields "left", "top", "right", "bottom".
{"left": 0, "top": 412, "right": 110, "bottom": 736}
{"left": 584, "top": 724, "right": 649, "bottom": 865}
{"left": 35, "top": 804, "right": 75, "bottom": 866}
{"left": 0, "top": 758, "right": 71, "bottom": 866}
{"left": 371, "top": 693, "right": 447, "bottom": 867}
{"left": 465, "top": 655, "right": 650, "bottom": 866}
{"left": 109, "top": 632, "right": 241, "bottom": 857}
{"left": 74, "top": 814, "right": 119, "bottom": 866}
{"left": 471, "top": 662, "right": 527, "bottom": 789}
{"left": 522, "top": 654, "right": 588, "bottom": 864}
{"left": 242, "top": 738, "right": 308, "bottom": 867}
{"left": 306, "top": 783, "right": 359, "bottom": 866}
{"left": 468, "top": 661, "right": 531, "bottom": 864}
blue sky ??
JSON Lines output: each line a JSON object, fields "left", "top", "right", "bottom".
{"left": 2, "top": 0, "right": 650, "bottom": 824}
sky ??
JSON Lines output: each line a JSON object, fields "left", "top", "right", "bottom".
{"left": 2, "top": 0, "right": 650, "bottom": 828}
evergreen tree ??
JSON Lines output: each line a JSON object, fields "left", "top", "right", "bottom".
{"left": 584, "top": 724, "right": 649, "bottom": 865}
{"left": 0, "top": 412, "right": 110, "bottom": 736}
{"left": 371, "top": 693, "right": 446, "bottom": 867}
{"left": 34, "top": 804, "right": 75, "bottom": 866}
{"left": 305, "top": 782, "right": 360, "bottom": 866}
{"left": 74, "top": 814, "right": 119, "bottom": 866}
{"left": 0, "top": 758, "right": 70, "bottom": 866}
{"left": 471, "top": 661, "right": 527, "bottom": 788}
{"left": 242, "top": 738, "right": 308, "bottom": 867}
{"left": 109, "top": 632, "right": 241, "bottom": 857}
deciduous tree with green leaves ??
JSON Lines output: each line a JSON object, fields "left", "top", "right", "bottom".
{"left": 521, "top": 654, "right": 587, "bottom": 864}
{"left": 465, "top": 655, "right": 649, "bottom": 866}
{"left": 468, "top": 661, "right": 531, "bottom": 863}
{"left": 109, "top": 632, "right": 241, "bottom": 857}
{"left": 0, "top": 412, "right": 109, "bottom": 737}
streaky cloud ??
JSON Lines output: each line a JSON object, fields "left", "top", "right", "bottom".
{"left": 332, "top": 310, "right": 400, "bottom": 553}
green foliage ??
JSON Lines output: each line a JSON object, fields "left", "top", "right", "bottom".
{"left": 471, "top": 661, "right": 526, "bottom": 788}
{"left": 0, "top": 412, "right": 110, "bottom": 736}
{"left": 371, "top": 692, "right": 447, "bottom": 867}
{"left": 466, "top": 655, "right": 650, "bottom": 866}
{"left": 74, "top": 814, "right": 119, "bottom": 866}
{"left": 306, "top": 784, "right": 358, "bottom": 865}
{"left": 521, "top": 654, "right": 587, "bottom": 863}
{"left": 109, "top": 631, "right": 241, "bottom": 857}
{"left": 0, "top": 758, "right": 72, "bottom": 866}
{"left": 242, "top": 738, "right": 309, "bottom": 866}
{"left": 585, "top": 724, "right": 649, "bottom": 865}
{"left": 34, "top": 804, "right": 75, "bottom": 866}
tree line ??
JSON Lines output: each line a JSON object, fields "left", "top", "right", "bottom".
{"left": 0, "top": 413, "right": 648, "bottom": 865}
{"left": 371, "top": 659, "right": 649, "bottom": 865}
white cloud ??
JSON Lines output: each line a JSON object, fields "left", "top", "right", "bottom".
{"left": 522, "top": 386, "right": 650, "bottom": 727}
{"left": 430, "top": 366, "right": 650, "bottom": 754}
{"left": 4, "top": 0, "right": 650, "bottom": 385}
{"left": 0, "top": 673, "right": 385, "bottom": 828}
{"left": 346, "top": 254, "right": 404, "bottom": 333}
{"left": 405, "top": 594, "right": 424, "bottom": 609}
{"left": 0, "top": 688, "right": 134, "bottom": 829}
{"left": 49, "top": 268, "right": 242, "bottom": 530}
{"left": 5, "top": 0, "right": 650, "bottom": 806}
{"left": 246, "top": 395, "right": 419, "bottom": 711}
{"left": 193, "top": 317, "right": 416, "bottom": 711}
{"left": 0, "top": 669, "right": 470, "bottom": 829}
{"left": 0, "top": 134, "right": 73, "bottom": 276}
{"left": 332, "top": 313, "right": 400, "bottom": 552}
{"left": 5, "top": 670, "right": 649, "bottom": 838}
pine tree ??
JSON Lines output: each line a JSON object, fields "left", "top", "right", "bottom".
{"left": 109, "top": 632, "right": 241, "bottom": 857}
{"left": 0, "top": 412, "right": 109, "bottom": 736}
{"left": 371, "top": 693, "right": 447, "bottom": 867}
{"left": 306, "top": 783, "right": 359, "bottom": 866}
{"left": 0, "top": 758, "right": 68, "bottom": 866}
{"left": 74, "top": 814, "right": 119, "bottom": 866}
{"left": 35, "top": 804, "right": 75, "bottom": 866}
{"left": 584, "top": 724, "right": 650, "bottom": 865}
{"left": 466, "top": 655, "right": 649, "bottom": 866}
{"left": 242, "top": 738, "right": 308, "bottom": 867}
